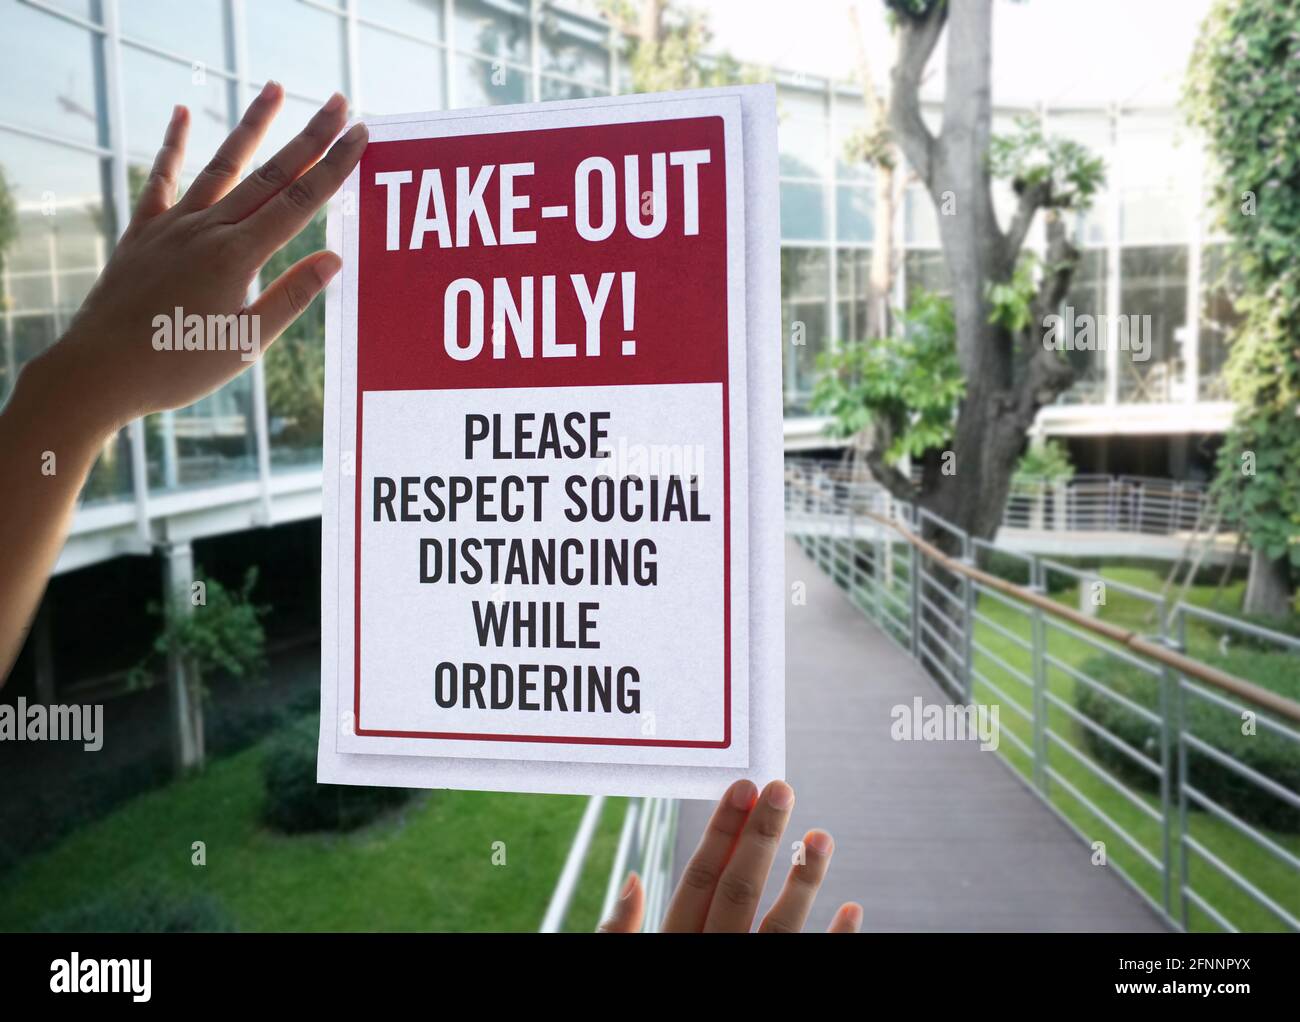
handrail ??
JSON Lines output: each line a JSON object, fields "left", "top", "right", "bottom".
{"left": 861, "top": 507, "right": 1300, "bottom": 726}
{"left": 787, "top": 471, "right": 1300, "bottom": 725}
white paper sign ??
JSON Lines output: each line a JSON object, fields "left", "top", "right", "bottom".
{"left": 318, "top": 85, "right": 783, "bottom": 799}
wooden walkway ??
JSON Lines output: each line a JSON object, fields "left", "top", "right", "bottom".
{"left": 673, "top": 538, "right": 1168, "bottom": 933}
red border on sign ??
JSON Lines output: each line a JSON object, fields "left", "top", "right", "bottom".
{"left": 349, "top": 117, "right": 733, "bottom": 749}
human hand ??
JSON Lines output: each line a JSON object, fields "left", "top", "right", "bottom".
{"left": 599, "top": 780, "right": 862, "bottom": 933}
{"left": 39, "top": 81, "right": 366, "bottom": 440}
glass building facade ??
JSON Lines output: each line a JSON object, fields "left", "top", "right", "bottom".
{"left": 0, "top": 0, "right": 1237, "bottom": 527}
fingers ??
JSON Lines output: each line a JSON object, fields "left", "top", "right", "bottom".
{"left": 827, "top": 902, "right": 863, "bottom": 934}
{"left": 131, "top": 105, "right": 189, "bottom": 224}
{"left": 240, "top": 120, "right": 367, "bottom": 262}
{"left": 597, "top": 873, "right": 645, "bottom": 933}
{"left": 702, "top": 780, "right": 795, "bottom": 932}
{"left": 660, "top": 779, "right": 757, "bottom": 932}
{"left": 178, "top": 79, "right": 284, "bottom": 212}
{"left": 211, "top": 91, "right": 351, "bottom": 225}
{"left": 757, "top": 830, "right": 834, "bottom": 934}
{"left": 245, "top": 250, "right": 342, "bottom": 346}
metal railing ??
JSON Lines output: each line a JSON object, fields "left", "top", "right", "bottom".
{"left": 540, "top": 797, "right": 679, "bottom": 933}
{"left": 785, "top": 459, "right": 1300, "bottom": 933}
{"left": 1003, "top": 474, "right": 1214, "bottom": 536}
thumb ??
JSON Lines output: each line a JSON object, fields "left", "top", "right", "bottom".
{"left": 598, "top": 873, "right": 645, "bottom": 933}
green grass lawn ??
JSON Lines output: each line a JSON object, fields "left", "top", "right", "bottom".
{"left": 0, "top": 734, "right": 628, "bottom": 933}
{"left": 967, "top": 564, "right": 1299, "bottom": 933}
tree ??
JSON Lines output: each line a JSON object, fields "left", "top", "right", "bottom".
{"left": 844, "top": 5, "right": 903, "bottom": 343}
{"left": 1187, "top": 0, "right": 1300, "bottom": 618}
{"left": 832, "top": 0, "right": 1103, "bottom": 550}
{"left": 600, "top": 0, "right": 756, "bottom": 91}
{"left": 813, "top": 289, "right": 965, "bottom": 469}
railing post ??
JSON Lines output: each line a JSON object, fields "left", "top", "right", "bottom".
{"left": 1175, "top": 674, "right": 1190, "bottom": 932}
{"left": 1030, "top": 556, "right": 1048, "bottom": 795}
{"left": 1172, "top": 605, "right": 1190, "bottom": 931}
{"left": 961, "top": 532, "right": 974, "bottom": 703}
{"left": 908, "top": 525, "right": 920, "bottom": 661}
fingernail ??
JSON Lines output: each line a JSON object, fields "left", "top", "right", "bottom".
{"left": 620, "top": 872, "right": 637, "bottom": 900}
{"left": 806, "top": 830, "right": 833, "bottom": 856}
{"left": 729, "top": 779, "right": 757, "bottom": 810}
{"left": 324, "top": 91, "right": 346, "bottom": 114}
{"left": 845, "top": 904, "right": 864, "bottom": 931}
{"left": 314, "top": 252, "right": 342, "bottom": 286}
{"left": 766, "top": 781, "right": 794, "bottom": 811}
{"left": 341, "top": 121, "right": 367, "bottom": 145}
{"left": 260, "top": 79, "right": 280, "bottom": 98}
{"left": 171, "top": 104, "right": 183, "bottom": 121}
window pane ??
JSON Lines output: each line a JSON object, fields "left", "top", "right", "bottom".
{"left": 1118, "top": 111, "right": 1193, "bottom": 245}
{"left": 120, "top": 0, "right": 229, "bottom": 72}
{"left": 1057, "top": 248, "right": 1108, "bottom": 405}
{"left": 836, "top": 184, "right": 873, "bottom": 243}
{"left": 780, "top": 182, "right": 826, "bottom": 241}
{"left": 541, "top": 78, "right": 605, "bottom": 102}
{"left": 0, "top": 3, "right": 102, "bottom": 145}
{"left": 833, "top": 95, "right": 870, "bottom": 182}
{"left": 360, "top": 27, "right": 445, "bottom": 114}
{"left": 455, "top": 0, "right": 530, "bottom": 65}
{"left": 777, "top": 86, "right": 828, "bottom": 178}
{"left": 147, "top": 376, "right": 259, "bottom": 492}
{"left": 1118, "top": 245, "right": 1189, "bottom": 404}
{"left": 0, "top": 132, "right": 130, "bottom": 503}
{"left": 360, "top": 0, "right": 443, "bottom": 40}
{"left": 454, "top": 54, "right": 528, "bottom": 108}
{"left": 781, "top": 247, "right": 829, "bottom": 413}
{"left": 264, "top": 213, "right": 328, "bottom": 471}
{"left": 1199, "top": 244, "right": 1240, "bottom": 401}
{"left": 246, "top": 0, "right": 345, "bottom": 99}
{"left": 540, "top": 5, "right": 608, "bottom": 90}
{"left": 835, "top": 247, "right": 873, "bottom": 345}
{"left": 122, "top": 45, "right": 231, "bottom": 168}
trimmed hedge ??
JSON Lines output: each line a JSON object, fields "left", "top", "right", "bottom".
{"left": 261, "top": 715, "right": 415, "bottom": 833}
{"left": 37, "top": 887, "right": 236, "bottom": 933}
{"left": 1074, "top": 648, "right": 1300, "bottom": 832}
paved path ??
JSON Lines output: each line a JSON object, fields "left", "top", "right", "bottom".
{"left": 672, "top": 538, "right": 1168, "bottom": 932}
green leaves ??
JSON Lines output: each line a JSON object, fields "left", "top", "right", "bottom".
{"left": 129, "top": 567, "right": 268, "bottom": 695}
{"left": 987, "top": 252, "right": 1041, "bottom": 333}
{"left": 811, "top": 290, "right": 965, "bottom": 464}
{"left": 1015, "top": 439, "right": 1075, "bottom": 483}
{"left": 988, "top": 116, "right": 1106, "bottom": 212}
{"left": 1189, "top": 0, "right": 1300, "bottom": 576}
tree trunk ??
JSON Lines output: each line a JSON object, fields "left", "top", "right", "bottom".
{"left": 868, "top": 164, "right": 897, "bottom": 339}
{"left": 884, "top": 1, "right": 1078, "bottom": 552}
{"left": 1242, "top": 549, "right": 1293, "bottom": 619}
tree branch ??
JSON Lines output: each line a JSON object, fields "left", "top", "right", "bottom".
{"left": 1013, "top": 212, "right": 1078, "bottom": 426}
{"left": 887, "top": 4, "right": 946, "bottom": 189}
{"left": 854, "top": 418, "right": 917, "bottom": 502}
{"left": 1001, "top": 178, "right": 1052, "bottom": 267}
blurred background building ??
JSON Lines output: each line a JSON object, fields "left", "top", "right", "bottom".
{"left": 0, "top": 0, "right": 1232, "bottom": 694}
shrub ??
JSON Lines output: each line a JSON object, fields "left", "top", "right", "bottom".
{"left": 980, "top": 550, "right": 1033, "bottom": 586}
{"left": 261, "top": 715, "right": 415, "bottom": 833}
{"left": 37, "top": 887, "right": 236, "bottom": 933}
{"left": 1074, "top": 649, "right": 1300, "bottom": 832}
